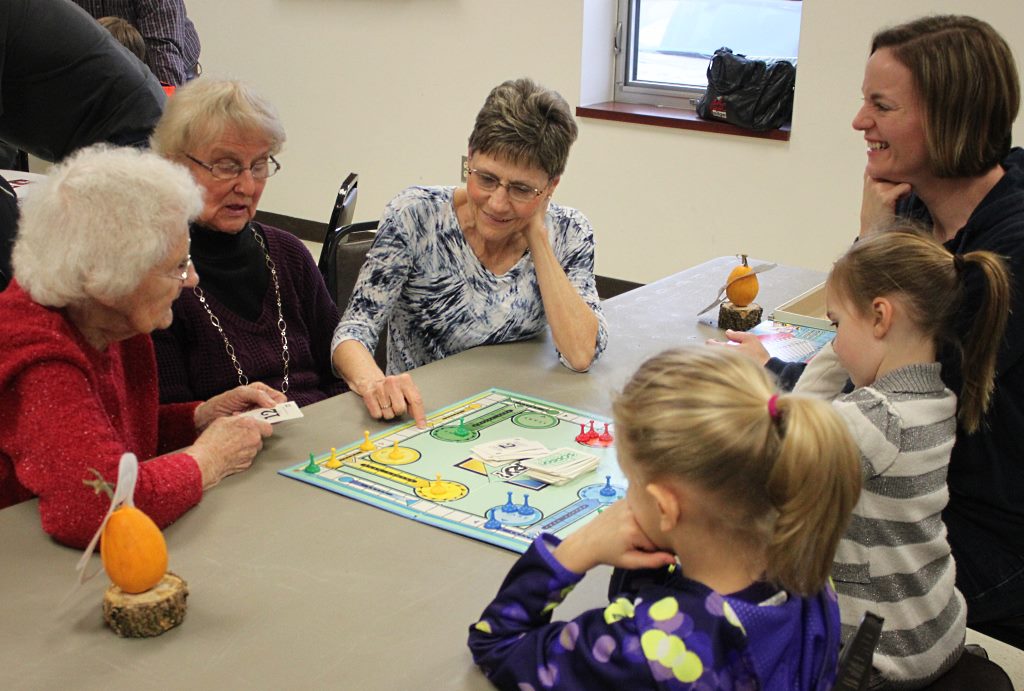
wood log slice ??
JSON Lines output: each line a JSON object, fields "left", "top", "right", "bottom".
{"left": 102, "top": 572, "right": 188, "bottom": 637}
{"left": 718, "top": 301, "right": 763, "bottom": 332}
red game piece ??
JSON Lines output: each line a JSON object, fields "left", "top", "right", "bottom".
{"left": 575, "top": 423, "right": 589, "bottom": 443}
{"left": 599, "top": 423, "right": 613, "bottom": 443}
{"left": 586, "top": 420, "right": 599, "bottom": 440}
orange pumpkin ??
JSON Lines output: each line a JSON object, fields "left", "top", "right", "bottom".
{"left": 100, "top": 506, "right": 168, "bottom": 594}
{"left": 726, "top": 255, "right": 759, "bottom": 307}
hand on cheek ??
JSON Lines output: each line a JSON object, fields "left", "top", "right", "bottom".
{"left": 523, "top": 194, "right": 551, "bottom": 241}
{"left": 552, "top": 500, "right": 676, "bottom": 574}
{"left": 860, "top": 172, "right": 913, "bottom": 238}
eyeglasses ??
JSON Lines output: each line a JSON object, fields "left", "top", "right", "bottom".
{"left": 163, "top": 255, "right": 193, "bottom": 282}
{"left": 184, "top": 153, "right": 281, "bottom": 180}
{"left": 467, "top": 169, "right": 547, "bottom": 204}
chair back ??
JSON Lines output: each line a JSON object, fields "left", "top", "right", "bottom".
{"left": 326, "top": 172, "right": 359, "bottom": 241}
{"left": 318, "top": 220, "right": 387, "bottom": 370}
{"left": 832, "top": 612, "right": 884, "bottom": 691}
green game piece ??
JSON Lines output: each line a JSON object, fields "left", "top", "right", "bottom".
{"left": 454, "top": 417, "right": 470, "bottom": 437}
{"left": 302, "top": 453, "right": 320, "bottom": 474}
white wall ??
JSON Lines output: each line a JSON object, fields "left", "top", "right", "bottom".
{"left": 186, "top": 0, "right": 1024, "bottom": 284}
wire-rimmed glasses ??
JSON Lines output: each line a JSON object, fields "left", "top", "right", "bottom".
{"left": 467, "top": 169, "right": 547, "bottom": 203}
{"left": 185, "top": 154, "right": 281, "bottom": 180}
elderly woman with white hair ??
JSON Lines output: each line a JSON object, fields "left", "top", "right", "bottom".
{"left": 0, "top": 145, "right": 283, "bottom": 548}
{"left": 149, "top": 78, "right": 346, "bottom": 407}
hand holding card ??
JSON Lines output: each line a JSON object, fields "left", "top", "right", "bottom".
{"left": 238, "top": 401, "right": 303, "bottom": 424}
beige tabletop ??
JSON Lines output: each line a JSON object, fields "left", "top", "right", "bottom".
{"left": 0, "top": 257, "right": 824, "bottom": 690}
{"left": 0, "top": 169, "right": 46, "bottom": 202}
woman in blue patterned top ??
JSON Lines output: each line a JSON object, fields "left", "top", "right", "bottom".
{"left": 330, "top": 78, "right": 608, "bottom": 427}
{"left": 468, "top": 348, "right": 862, "bottom": 690}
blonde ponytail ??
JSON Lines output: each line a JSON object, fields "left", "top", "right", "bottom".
{"left": 764, "top": 395, "right": 861, "bottom": 595}
{"left": 614, "top": 348, "right": 862, "bottom": 596}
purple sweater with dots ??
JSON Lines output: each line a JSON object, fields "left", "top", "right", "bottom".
{"left": 468, "top": 535, "right": 840, "bottom": 690}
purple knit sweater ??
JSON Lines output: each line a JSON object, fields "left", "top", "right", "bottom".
{"left": 153, "top": 223, "right": 347, "bottom": 407}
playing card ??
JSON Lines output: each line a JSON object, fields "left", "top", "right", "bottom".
{"left": 521, "top": 447, "right": 598, "bottom": 471}
{"left": 238, "top": 400, "right": 303, "bottom": 424}
{"left": 472, "top": 437, "right": 548, "bottom": 461}
{"left": 520, "top": 447, "right": 600, "bottom": 484}
{"left": 490, "top": 448, "right": 551, "bottom": 461}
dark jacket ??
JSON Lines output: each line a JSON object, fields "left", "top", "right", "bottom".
{"left": 0, "top": 0, "right": 165, "bottom": 162}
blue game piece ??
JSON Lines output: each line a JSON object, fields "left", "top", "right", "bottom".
{"left": 502, "top": 491, "right": 517, "bottom": 513}
{"left": 484, "top": 510, "right": 502, "bottom": 530}
{"left": 599, "top": 475, "right": 617, "bottom": 497}
{"left": 518, "top": 495, "right": 533, "bottom": 515}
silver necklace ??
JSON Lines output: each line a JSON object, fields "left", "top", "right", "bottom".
{"left": 193, "top": 226, "right": 290, "bottom": 393}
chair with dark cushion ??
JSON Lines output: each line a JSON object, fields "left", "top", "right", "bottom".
{"left": 920, "top": 646, "right": 1014, "bottom": 691}
{"left": 318, "top": 220, "right": 386, "bottom": 370}
{"left": 830, "top": 610, "right": 1015, "bottom": 691}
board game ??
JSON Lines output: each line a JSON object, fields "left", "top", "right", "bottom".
{"left": 279, "top": 388, "right": 626, "bottom": 553}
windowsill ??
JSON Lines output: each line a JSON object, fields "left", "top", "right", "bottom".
{"left": 575, "top": 102, "right": 791, "bottom": 141}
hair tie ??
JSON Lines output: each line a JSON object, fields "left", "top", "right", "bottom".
{"left": 953, "top": 254, "right": 966, "bottom": 274}
{"left": 767, "top": 393, "right": 781, "bottom": 421}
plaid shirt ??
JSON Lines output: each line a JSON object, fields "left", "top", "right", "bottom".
{"left": 71, "top": 0, "right": 200, "bottom": 85}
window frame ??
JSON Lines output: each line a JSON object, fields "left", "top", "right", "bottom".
{"left": 613, "top": 0, "right": 701, "bottom": 110}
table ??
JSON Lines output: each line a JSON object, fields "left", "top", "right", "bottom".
{"left": 0, "top": 169, "right": 45, "bottom": 202}
{"left": 0, "top": 257, "right": 823, "bottom": 690}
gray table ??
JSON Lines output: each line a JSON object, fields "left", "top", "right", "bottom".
{"left": 0, "top": 257, "right": 824, "bottom": 690}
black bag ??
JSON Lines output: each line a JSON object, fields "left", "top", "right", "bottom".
{"left": 695, "top": 47, "right": 796, "bottom": 131}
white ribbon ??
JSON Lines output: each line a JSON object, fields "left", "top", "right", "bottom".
{"left": 74, "top": 453, "right": 139, "bottom": 585}
{"left": 697, "top": 262, "right": 778, "bottom": 316}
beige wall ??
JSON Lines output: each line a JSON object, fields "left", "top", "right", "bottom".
{"left": 186, "top": 0, "right": 1024, "bottom": 284}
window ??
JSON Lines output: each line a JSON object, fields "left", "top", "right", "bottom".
{"left": 614, "top": 0, "right": 802, "bottom": 110}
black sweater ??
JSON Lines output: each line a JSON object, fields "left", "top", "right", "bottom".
{"left": 898, "top": 148, "right": 1024, "bottom": 563}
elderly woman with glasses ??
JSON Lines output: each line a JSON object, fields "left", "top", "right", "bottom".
{"left": 149, "top": 78, "right": 347, "bottom": 408}
{"left": 0, "top": 145, "right": 281, "bottom": 548}
{"left": 331, "top": 78, "right": 608, "bottom": 427}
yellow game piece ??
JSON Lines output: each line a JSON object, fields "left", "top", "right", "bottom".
{"left": 359, "top": 430, "right": 374, "bottom": 452}
{"left": 325, "top": 447, "right": 342, "bottom": 469}
{"left": 430, "top": 473, "right": 445, "bottom": 496}
{"left": 389, "top": 441, "right": 402, "bottom": 460}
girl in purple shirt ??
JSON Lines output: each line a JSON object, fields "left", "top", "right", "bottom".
{"left": 469, "top": 348, "right": 862, "bottom": 690}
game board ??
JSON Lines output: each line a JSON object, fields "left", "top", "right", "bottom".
{"left": 279, "top": 388, "right": 626, "bottom": 553}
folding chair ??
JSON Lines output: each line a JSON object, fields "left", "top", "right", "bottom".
{"left": 317, "top": 220, "right": 387, "bottom": 370}
{"left": 326, "top": 172, "right": 358, "bottom": 241}
{"left": 832, "top": 612, "right": 884, "bottom": 690}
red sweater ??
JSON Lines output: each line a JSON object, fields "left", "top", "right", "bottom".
{"left": 0, "top": 281, "right": 203, "bottom": 548}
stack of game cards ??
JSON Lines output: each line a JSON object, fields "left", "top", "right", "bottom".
{"left": 471, "top": 438, "right": 551, "bottom": 465}
{"left": 521, "top": 447, "right": 600, "bottom": 485}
